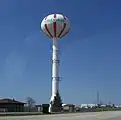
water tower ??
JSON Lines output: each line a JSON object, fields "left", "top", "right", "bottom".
{"left": 41, "top": 13, "right": 70, "bottom": 113}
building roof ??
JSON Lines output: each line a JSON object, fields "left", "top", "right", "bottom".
{"left": 0, "top": 98, "right": 25, "bottom": 104}
{"left": 35, "top": 105, "right": 42, "bottom": 107}
{"left": 62, "top": 104, "right": 75, "bottom": 107}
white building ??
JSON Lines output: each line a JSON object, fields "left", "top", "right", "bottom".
{"left": 80, "top": 104, "right": 97, "bottom": 108}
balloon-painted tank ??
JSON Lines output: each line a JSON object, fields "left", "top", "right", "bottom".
{"left": 41, "top": 14, "right": 70, "bottom": 39}
{"left": 41, "top": 14, "right": 70, "bottom": 113}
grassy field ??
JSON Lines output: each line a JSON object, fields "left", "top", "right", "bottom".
{"left": 0, "top": 112, "right": 44, "bottom": 116}
{"left": 0, "top": 108, "right": 121, "bottom": 116}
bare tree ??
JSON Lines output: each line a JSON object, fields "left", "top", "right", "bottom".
{"left": 26, "top": 97, "right": 36, "bottom": 112}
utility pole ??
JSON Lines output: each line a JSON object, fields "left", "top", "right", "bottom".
{"left": 97, "top": 91, "right": 100, "bottom": 107}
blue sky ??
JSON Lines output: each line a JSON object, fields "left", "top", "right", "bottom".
{"left": 0, "top": 0, "right": 121, "bottom": 105}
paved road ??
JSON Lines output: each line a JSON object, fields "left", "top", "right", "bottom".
{"left": 1, "top": 111, "right": 121, "bottom": 120}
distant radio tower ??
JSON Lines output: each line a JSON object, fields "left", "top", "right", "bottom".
{"left": 97, "top": 91, "right": 100, "bottom": 105}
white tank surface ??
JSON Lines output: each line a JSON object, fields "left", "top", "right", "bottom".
{"left": 41, "top": 14, "right": 70, "bottom": 39}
